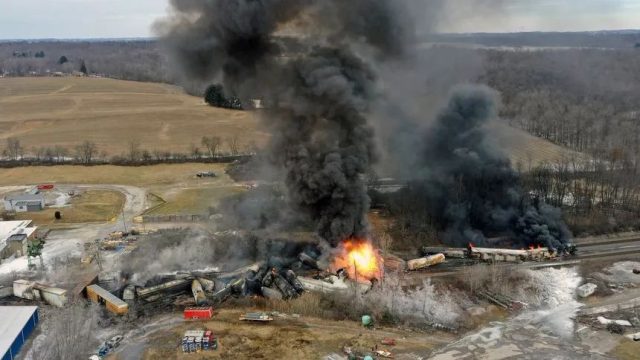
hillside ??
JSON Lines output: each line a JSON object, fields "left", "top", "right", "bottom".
{"left": 0, "top": 77, "right": 579, "bottom": 166}
{"left": 490, "top": 122, "right": 582, "bottom": 168}
{"left": 0, "top": 77, "right": 268, "bottom": 155}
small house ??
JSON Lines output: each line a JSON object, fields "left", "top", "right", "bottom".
{"left": 3, "top": 194, "right": 45, "bottom": 212}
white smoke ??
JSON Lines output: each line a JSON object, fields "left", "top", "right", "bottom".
{"left": 363, "top": 275, "right": 465, "bottom": 327}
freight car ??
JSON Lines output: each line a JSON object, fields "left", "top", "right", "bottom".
{"left": 468, "top": 246, "right": 554, "bottom": 262}
{"left": 423, "top": 243, "right": 577, "bottom": 263}
{"left": 86, "top": 284, "right": 128, "bottom": 315}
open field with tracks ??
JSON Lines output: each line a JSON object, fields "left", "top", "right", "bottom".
{"left": 0, "top": 77, "right": 579, "bottom": 167}
{"left": 0, "top": 77, "right": 269, "bottom": 155}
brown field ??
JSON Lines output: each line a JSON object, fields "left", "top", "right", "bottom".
{"left": 0, "top": 77, "right": 269, "bottom": 155}
{"left": 148, "top": 186, "right": 245, "bottom": 215}
{"left": 0, "top": 163, "right": 229, "bottom": 187}
{"left": 0, "top": 77, "right": 578, "bottom": 168}
{"left": 612, "top": 338, "right": 640, "bottom": 360}
{"left": 14, "top": 190, "right": 125, "bottom": 225}
{"left": 490, "top": 122, "right": 583, "bottom": 168}
{"left": 134, "top": 308, "right": 451, "bottom": 360}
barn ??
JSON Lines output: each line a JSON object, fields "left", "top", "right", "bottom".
{"left": 0, "top": 306, "right": 39, "bottom": 360}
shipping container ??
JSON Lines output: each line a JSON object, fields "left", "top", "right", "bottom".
{"left": 184, "top": 307, "right": 213, "bottom": 320}
{"left": 34, "top": 285, "right": 68, "bottom": 308}
{"left": 86, "top": 285, "right": 128, "bottom": 315}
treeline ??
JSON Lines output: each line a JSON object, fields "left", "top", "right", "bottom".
{"left": 0, "top": 137, "right": 254, "bottom": 167}
{"left": 430, "top": 30, "right": 640, "bottom": 49}
{"left": 0, "top": 41, "right": 173, "bottom": 83}
{"left": 482, "top": 49, "right": 640, "bottom": 157}
{"left": 479, "top": 48, "right": 640, "bottom": 234}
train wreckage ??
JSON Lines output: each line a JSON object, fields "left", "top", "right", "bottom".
{"left": 88, "top": 250, "right": 377, "bottom": 316}
{"left": 82, "top": 241, "right": 578, "bottom": 316}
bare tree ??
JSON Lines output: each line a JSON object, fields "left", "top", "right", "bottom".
{"left": 32, "top": 146, "right": 46, "bottom": 161}
{"left": 27, "top": 302, "right": 100, "bottom": 359}
{"left": 53, "top": 145, "right": 68, "bottom": 162}
{"left": 227, "top": 135, "right": 240, "bottom": 156}
{"left": 190, "top": 143, "right": 201, "bottom": 159}
{"left": 5, "top": 137, "right": 23, "bottom": 160}
{"left": 128, "top": 139, "right": 141, "bottom": 162}
{"left": 75, "top": 141, "right": 97, "bottom": 164}
{"left": 202, "top": 136, "right": 222, "bottom": 158}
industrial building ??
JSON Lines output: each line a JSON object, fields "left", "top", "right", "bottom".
{"left": 0, "top": 220, "right": 37, "bottom": 262}
{"left": 3, "top": 194, "right": 45, "bottom": 213}
{"left": 0, "top": 306, "right": 39, "bottom": 360}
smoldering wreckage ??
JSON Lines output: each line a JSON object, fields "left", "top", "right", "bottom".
{"left": 4, "top": 0, "right": 596, "bottom": 358}
{"left": 82, "top": 0, "right": 578, "bottom": 325}
{"left": 97, "top": 251, "right": 364, "bottom": 318}
{"left": 79, "top": 229, "right": 576, "bottom": 320}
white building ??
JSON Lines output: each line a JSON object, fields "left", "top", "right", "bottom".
{"left": 3, "top": 194, "right": 45, "bottom": 212}
{"left": 0, "top": 220, "right": 37, "bottom": 261}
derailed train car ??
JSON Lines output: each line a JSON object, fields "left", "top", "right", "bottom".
{"left": 422, "top": 243, "right": 577, "bottom": 263}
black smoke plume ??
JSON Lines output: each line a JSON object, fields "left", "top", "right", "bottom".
{"left": 157, "top": 0, "right": 409, "bottom": 245}
{"left": 409, "top": 85, "right": 572, "bottom": 250}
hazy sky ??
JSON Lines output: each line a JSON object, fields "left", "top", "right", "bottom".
{"left": 1, "top": 0, "right": 639, "bottom": 39}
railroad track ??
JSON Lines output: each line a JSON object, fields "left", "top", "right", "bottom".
{"left": 399, "top": 236, "right": 640, "bottom": 284}
{"left": 575, "top": 235, "right": 640, "bottom": 259}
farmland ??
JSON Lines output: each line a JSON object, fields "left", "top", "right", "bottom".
{"left": 0, "top": 77, "right": 269, "bottom": 155}
{"left": 0, "top": 77, "right": 578, "bottom": 168}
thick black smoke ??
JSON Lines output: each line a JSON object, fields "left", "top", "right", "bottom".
{"left": 410, "top": 85, "right": 572, "bottom": 250}
{"left": 157, "top": 0, "right": 409, "bottom": 245}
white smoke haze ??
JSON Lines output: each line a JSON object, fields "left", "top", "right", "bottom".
{"left": 509, "top": 267, "right": 583, "bottom": 338}
{"left": 362, "top": 274, "right": 466, "bottom": 327}
{"left": 119, "top": 228, "right": 264, "bottom": 283}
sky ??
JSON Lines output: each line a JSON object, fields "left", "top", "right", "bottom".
{"left": 0, "top": 0, "right": 639, "bottom": 40}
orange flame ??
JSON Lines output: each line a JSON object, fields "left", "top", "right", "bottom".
{"left": 331, "top": 238, "right": 382, "bottom": 281}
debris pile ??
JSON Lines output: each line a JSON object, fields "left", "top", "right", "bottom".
{"left": 577, "top": 283, "right": 597, "bottom": 298}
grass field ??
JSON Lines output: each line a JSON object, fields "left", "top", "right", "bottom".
{"left": 490, "top": 122, "right": 583, "bottom": 167}
{"left": 147, "top": 186, "right": 245, "bottom": 215}
{"left": 0, "top": 77, "right": 269, "bottom": 155}
{"left": 0, "top": 77, "right": 578, "bottom": 169}
{"left": 14, "top": 190, "right": 125, "bottom": 225}
{"left": 0, "top": 163, "right": 230, "bottom": 187}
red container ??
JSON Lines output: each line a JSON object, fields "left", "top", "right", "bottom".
{"left": 184, "top": 307, "right": 214, "bottom": 320}
{"left": 37, "top": 184, "right": 54, "bottom": 190}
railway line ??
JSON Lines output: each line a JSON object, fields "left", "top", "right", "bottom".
{"left": 399, "top": 234, "right": 640, "bottom": 284}
{"left": 574, "top": 233, "right": 640, "bottom": 259}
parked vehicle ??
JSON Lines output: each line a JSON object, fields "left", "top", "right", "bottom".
{"left": 196, "top": 171, "right": 216, "bottom": 178}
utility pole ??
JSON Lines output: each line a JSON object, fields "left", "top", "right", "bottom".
{"left": 121, "top": 207, "right": 128, "bottom": 233}
{"left": 354, "top": 260, "right": 359, "bottom": 302}
{"left": 94, "top": 238, "right": 103, "bottom": 271}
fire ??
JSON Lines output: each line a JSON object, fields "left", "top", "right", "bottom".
{"left": 331, "top": 238, "right": 382, "bottom": 281}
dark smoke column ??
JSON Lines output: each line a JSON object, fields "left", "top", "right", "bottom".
{"left": 413, "top": 85, "right": 572, "bottom": 251}
{"left": 157, "top": 0, "right": 408, "bottom": 245}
